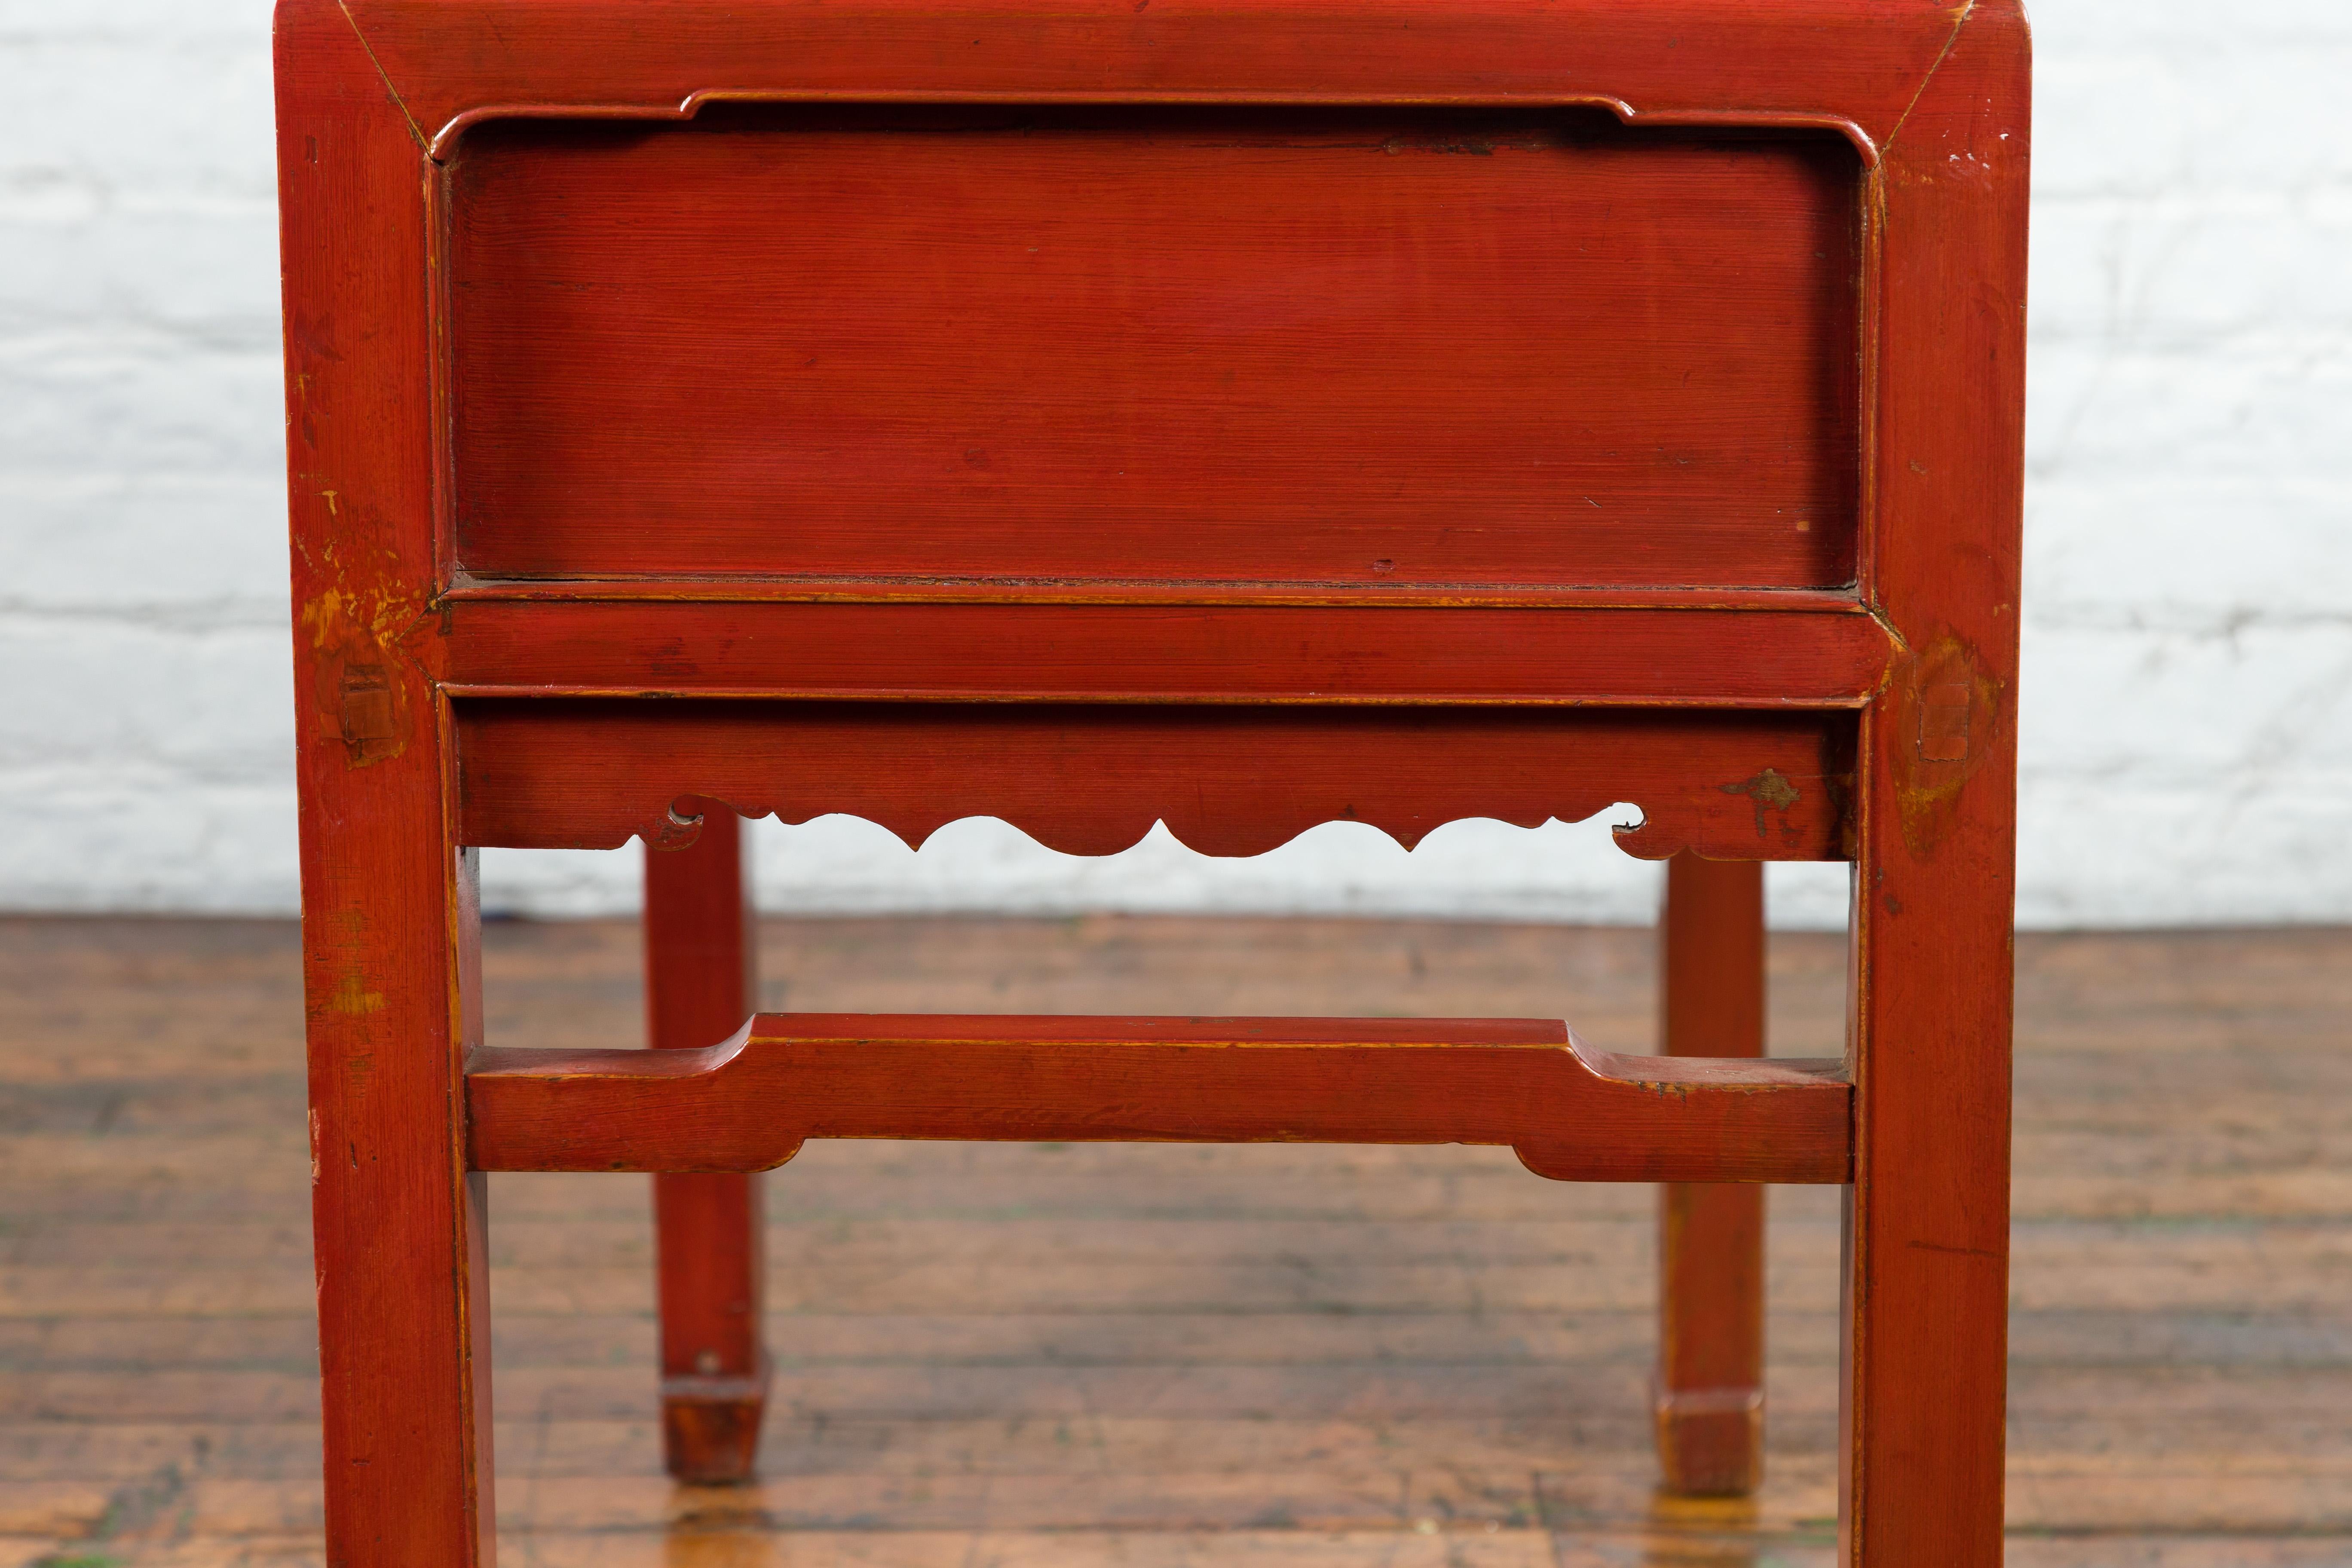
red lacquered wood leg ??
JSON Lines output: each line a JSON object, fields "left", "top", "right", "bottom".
{"left": 646, "top": 808, "right": 769, "bottom": 1483}
{"left": 1653, "top": 854, "right": 1767, "bottom": 1497}
{"left": 1840, "top": 5, "right": 2026, "bottom": 1560}
{"left": 278, "top": 0, "right": 499, "bottom": 1556}
{"left": 306, "top": 818, "right": 497, "bottom": 1562}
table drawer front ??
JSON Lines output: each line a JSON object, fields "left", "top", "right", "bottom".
{"left": 447, "top": 107, "right": 1862, "bottom": 591}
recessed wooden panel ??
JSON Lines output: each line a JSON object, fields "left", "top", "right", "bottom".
{"left": 447, "top": 107, "right": 1861, "bottom": 588}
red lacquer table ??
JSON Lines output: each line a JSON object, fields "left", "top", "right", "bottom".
{"left": 275, "top": 1, "right": 2027, "bottom": 1559}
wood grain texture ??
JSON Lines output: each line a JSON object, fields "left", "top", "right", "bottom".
{"left": 429, "top": 597, "right": 1900, "bottom": 704}
{"left": 6, "top": 917, "right": 2349, "bottom": 1566}
{"left": 1839, "top": 3, "right": 2031, "bottom": 1562}
{"left": 465, "top": 1014, "right": 1850, "bottom": 1182}
{"left": 336, "top": 0, "right": 1969, "bottom": 157}
{"left": 276, "top": 3, "right": 494, "bottom": 1562}
{"left": 454, "top": 699, "right": 1857, "bottom": 861}
{"left": 275, "top": 0, "right": 2030, "bottom": 1556}
{"left": 1655, "top": 855, "right": 1768, "bottom": 1497}
{"left": 447, "top": 107, "right": 1859, "bottom": 590}
{"left": 644, "top": 814, "right": 770, "bottom": 1483}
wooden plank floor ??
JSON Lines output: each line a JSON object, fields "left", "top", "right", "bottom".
{"left": 3, "top": 913, "right": 2349, "bottom": 1565}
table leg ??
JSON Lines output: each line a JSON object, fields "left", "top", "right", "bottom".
{"left": 646, "top": 809, "right": 770, "bottom": 1483}
{"left": 1654, "top": 854, "right": 1767, "bottom": 1496}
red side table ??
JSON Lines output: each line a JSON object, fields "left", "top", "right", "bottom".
{"left": 276, "top": 2, "right": 2027, "bottom": 1558}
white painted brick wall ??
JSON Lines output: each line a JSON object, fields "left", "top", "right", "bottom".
{"left": 3, "top": 0, "right": 2346, "bottom": 927}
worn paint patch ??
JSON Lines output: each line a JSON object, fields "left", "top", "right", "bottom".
{"left": 1721, "top": 767, "right": 1803, "bottom": 839}
{"left": 297, "top": 577, "right": 422, "bottom": 768}
{"left": 325, "top": 974, "right": 386, "bottom": 1016}
{"left": 1892, "top": 633, "right": 2004, "bottom": 858}
{"left": 1918, "top": 683, "right": 1972, "bottom": 762}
